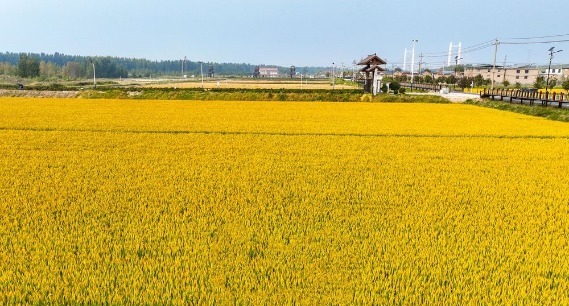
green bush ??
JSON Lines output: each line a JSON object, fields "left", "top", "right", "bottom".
{"left": 466, "top": 99, "right": 569, "bottom": 122}
{"left": 77, "top": 87, "right": 452, "bottom": 104}
{"left": 390, "top": 81, "right": 401, "bottom": 92}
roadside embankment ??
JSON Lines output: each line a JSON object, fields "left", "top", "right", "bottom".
{"left": 0, "top": 89, "right": 79, "bottom": 98}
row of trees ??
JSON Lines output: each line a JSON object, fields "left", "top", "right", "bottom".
{"left": 391, "top": 72, "right": 569, "bottom": 91}
{"left": 390, "top": 73, "right": 490, "bottom": 88}
{"left": 2, "top": 53, "right": 128, "bottom": 80}
{"left": 0, "top": 52, "right": 327, "bottom": 80}
{"left": 531, "top": 75, "right": 569, "bottom": 90}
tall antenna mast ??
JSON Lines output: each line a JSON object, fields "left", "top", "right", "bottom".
{"left": 403, "top": 48, "right": 407, "bottom": 71}
{"left": 448, "top": 42, "right": 462, "bottom": 66}
{"left": 448, "top": 42, "right": 453, "bottom": 67}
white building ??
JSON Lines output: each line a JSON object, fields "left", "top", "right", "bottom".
{"left": 259, "top": 67, "right": 279, "bottom": 78}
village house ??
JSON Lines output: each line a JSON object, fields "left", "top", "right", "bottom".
{"left": 464, "top": 64, "right": 540, "bottom": 86}
{"left": 258, "top": 67, "right": 279, "bottom": 78}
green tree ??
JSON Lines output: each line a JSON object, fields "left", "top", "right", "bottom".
{"left": 395, "top": 75, "right": 407, "bottom": 83}
{"left": 548, "top": 77, "right": 558, "bottom": 89}
{"left": 0, "top": 62, "right": 16, "bottom": 76}
{"left": 562, "top": 78, "right": 569, "bottom": 93}
{"left": 473, "top": 74, "right": 486, "bottom": 87}
{"left": 63, "top": 62, "right": 84, "bottom": 79}
{"left": 39, "top": 61, "right": 61, "bottom": 80}
{"left": 390, "top": 81, "right": 401, "bottom": 93}
{"left": 502, "top": 80, "right": 510, "bottom": 88}
{"left": 457, "top": 77, "right": 473, "bottom": 89}
{"left": 17, "top": 53, "right": 40, "bottom": 78}
{"left": 533, "top": 76, "right": 546, "bottom": 89}
{"left": 447, "top": 75, "right": 457, "bottom": 85}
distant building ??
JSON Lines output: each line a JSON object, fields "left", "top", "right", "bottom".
{"left": 539, "top": 66, "right": 564, "bottom": 81}
{"left": 259, "top": 67, "right": 279, "bottom": 78}
{"left": 508, "top": 65, "right": 540, "bottom": 85}
{"left": 464, "top": 64, "right": 540, "bottom": 86}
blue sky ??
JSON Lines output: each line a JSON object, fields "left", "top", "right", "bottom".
{"left": 2, "top": 0, "right": 569, "bottom": 69}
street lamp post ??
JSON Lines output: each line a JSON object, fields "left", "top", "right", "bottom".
{"left": 410, "top": 42, "right": 415, "bottom": 90}
{"left": 332, "top": 62, "right": 335, "bottom": 90}
{"left": 352, "top": 60, "right": 357, "bottom": 82}
{"left": 199, "top": 61, "right": 204, "bottom": 90}
{"left": 91, "top": 60, "right": 96, "bottom": 88}
{"left": 545, "top": 47, "right": 563, "bottom": 103}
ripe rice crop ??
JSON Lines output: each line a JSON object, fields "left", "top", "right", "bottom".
{"left": 1, "top": 97, "right": 569, "bottom": 304}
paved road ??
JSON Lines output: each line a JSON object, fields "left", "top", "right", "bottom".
{"left": 407, "top": 92, "right": 481, "bottom": 103}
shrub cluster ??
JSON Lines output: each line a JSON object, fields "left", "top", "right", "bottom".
{"left": 79, "top": 88, "right": 451, "bottom": 103}
{"left": 466, "top": 99, "right": 569, "bottom": 122}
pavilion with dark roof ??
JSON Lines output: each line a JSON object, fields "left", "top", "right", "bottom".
{"left": 357, "top": 53, "right": 387, "bottom": 94}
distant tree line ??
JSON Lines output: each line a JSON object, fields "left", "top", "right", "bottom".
{"left": 0, "top": 52, "right": 326, "bottom": 80}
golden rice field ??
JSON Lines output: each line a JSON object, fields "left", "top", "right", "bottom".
{"left": 1, "top": 97, "right": 569, "bottom": 304}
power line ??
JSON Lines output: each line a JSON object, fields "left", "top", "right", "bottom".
{"left": 421, "top": 40, "right": 494, "bottom": 56}
{"left": 501, "top": 39, "right": 569, "bottom": 45}
{"left": 422, "top": 43, "right": 494, "bottom": 58}
{"left": 503, "top": 33, "right": 569, "bottom": 40}
{"left": 419, "top": 41, "right": 495, "bottom": 61}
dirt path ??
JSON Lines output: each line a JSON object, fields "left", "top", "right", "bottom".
{"left": 0, "top": 89, "right": 79, "bottom": 98}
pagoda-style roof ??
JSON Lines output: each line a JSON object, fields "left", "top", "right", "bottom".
{"left": 357, "top": 53, "right": 387, "bottom": 66}
{"left": 360, "top": 65, "right": 385, "bottom": 73}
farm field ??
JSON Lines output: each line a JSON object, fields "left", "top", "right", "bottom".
{"left": 1, "top": 98, "right": 569, "bottom": 304}
{"left": 141, "top": 78, "right": 356, "bottom": 90}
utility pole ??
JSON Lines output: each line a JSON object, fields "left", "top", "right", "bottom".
{"left": 546, "top": 47, "right": 563, "bottom": 105}
{"left": 503, "top": 55, "right": 507, "bottom": 84}
{"left": 418, "top": 53, "right": 424, "bottom": 77}
{"left": 454, "top": 55, "right": 463, "bottom": 78}
{"left": 491, "top": 38, "right": 499, "bottom": 90}
{"left": 92, "top": 61, "right": 96, "bottom": 88}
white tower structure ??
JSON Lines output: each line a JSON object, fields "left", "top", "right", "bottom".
{"left": 447, "top": 42, "right": 462, "bottom": 66}
{"left": 403, "top": 48, "right": 407, "bottom": 71}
